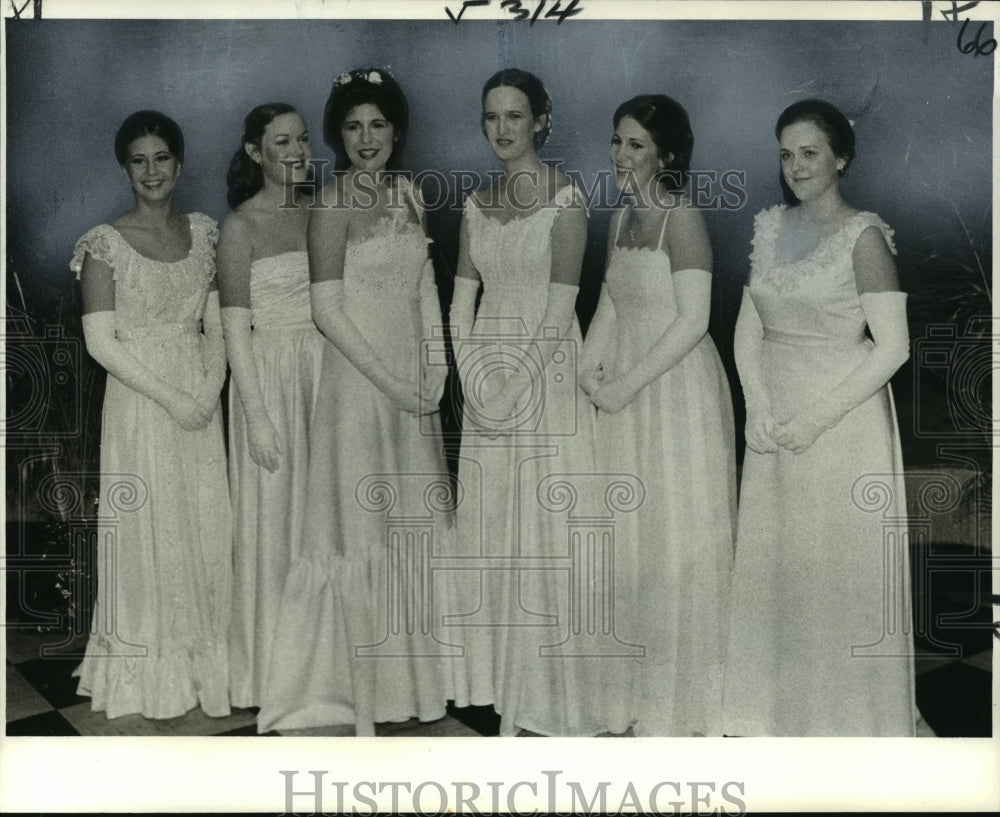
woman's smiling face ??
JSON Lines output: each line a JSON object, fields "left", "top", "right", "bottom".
{"left": 341, "top": 103, "right": 396, "bottom": 173}
{"left": 779, "top": 120, "right": 845, "bottom": 203}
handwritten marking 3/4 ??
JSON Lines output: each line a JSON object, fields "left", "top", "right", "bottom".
{"left": 446, "top": 0, "right": 584, "bottom": 25}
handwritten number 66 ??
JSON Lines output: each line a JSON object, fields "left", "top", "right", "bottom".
{"left": 957, "top": 19, "right": 997, "bottom": 56}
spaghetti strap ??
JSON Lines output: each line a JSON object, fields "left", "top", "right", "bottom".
{"left": 655, "top": 207, "right": 670, "bottom": 253}
{"left": 613, "top": 206, "right": 629, "bottom": 246}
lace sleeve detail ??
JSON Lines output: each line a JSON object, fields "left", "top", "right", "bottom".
{"left": 854, "top": 212, "right": 898, "bottom": 256}
{"left": 747, "top": 205, "right": 783, "bottom": 281}
{"left": 398, "top": 176, "right": 431, "bottom": 234}
{"left": 69, "top": 225, "right": 118, "bottom": 280}
{"left": 463, "top": 193, "right": 482, "bottom": 222}
{"left": 187, "top": 212, "right": 220, "bottom": 280}
{"left": 552, "top": 182, "right": 588, "bottom": 215}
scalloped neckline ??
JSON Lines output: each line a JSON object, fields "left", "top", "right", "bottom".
{"left": 469, "top": 185, "right": 577, "bottom": 228}
{"left": 109, "top": 215, "right": 194, "bottom": 265}
{"left": 768, "top": 209, "right": 860, "bottom": 269}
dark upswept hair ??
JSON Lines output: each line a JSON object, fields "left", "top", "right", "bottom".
{"left": 775, "top": 98, "right": 856, "bottom": 206}
{"left": 322, "top": 68, "right": 408, "bottom": 172}
{"left": 226, "top": 102, "right": 300, "bottom": 209}
{"left": 613, "top": 94, "right": 693, "bottom": 192}
{"left": 114, "top": 110, "right": 184, "bottom": 166}
{"left": 481, "top": 68, "right": 553, "bottom": 149}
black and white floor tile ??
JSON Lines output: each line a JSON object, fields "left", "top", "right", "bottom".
{"left": 4, "top": 625, "right": 991, "bottom": 737}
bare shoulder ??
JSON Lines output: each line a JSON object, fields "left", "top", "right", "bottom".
{"left": 310, "top": 177, "right": 352, "bottom": 226}
{"left": 220, "top": 207, "right": 253, "bottom": 240}
{"left": 665, "top": 193, "right": 707, "bottom": 230}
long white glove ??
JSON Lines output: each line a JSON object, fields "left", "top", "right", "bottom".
{"left": 775, "top": 291, "right": 909, "bottom": 453}
{"left": 487, "top": 281, "right": 579, "bottom": 422}
{"left": 311, "top": 279, "right": 436, "bottom": 415}
{"left": 579, "top": 283, "right": 617, "bottom": 397}
{"left": 82, "top": 311, "right": 212, "bottom": 431}
{"left": 221, "top": 306, "right": 282, "bottom": 472}
{"left": 193, "top": 290, "right": 228, "bottom": 413}
{"left": 449, "top": 275, "right": 480, "bottom": 387}
{"left": 590, "top": 269, "right": 710, "bottom": 414}
{"left": 734, "top": 287, "right": 778, "bottom": 454}
{"left": 419, "top": 259, "right": 447, "bottom": 405}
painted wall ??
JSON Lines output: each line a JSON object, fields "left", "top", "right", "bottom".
{"left": 6, "top": 16, "right": 993, "bottom": 465}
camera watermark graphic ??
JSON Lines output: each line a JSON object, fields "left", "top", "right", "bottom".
{"left": 279, "top": 769, "right": 748, "bottom": 815}
{"left": 912, "top": 318, "right": 995, "bottom": 439}
{"left": 2, "top": 318, "right": 84, "bottom": 439}
{"left": 438, "top": 318, "right": 580, "bottom": 439}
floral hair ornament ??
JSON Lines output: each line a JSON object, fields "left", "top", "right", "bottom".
{"left": 334, "top": 68, "right": 390, "bottom": 88}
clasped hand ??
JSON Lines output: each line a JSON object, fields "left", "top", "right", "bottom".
{"left": 747, "top": 408, "right": 825, "bottom": 454}
{"left": 386, "top": 375, "right": 440, "bottom": 416}
{"left": 247, "top": 416, "right": 284, "bottom": 473}
{"left": 166, "top": 391, "right": 215, "bottom": 433}
{"left": 589, "top": 375, "right": 637, "bottom": 415}
{"left": 468, "top": 383, "right": 523, "bottom": 440}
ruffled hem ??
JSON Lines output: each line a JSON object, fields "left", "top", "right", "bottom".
{"left": 259, "top": 545, "right": 468, "bottom": 734}
{"left": 73, "top": 632, "right": 230, "bottom": 720}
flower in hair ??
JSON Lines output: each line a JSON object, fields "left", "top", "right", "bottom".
{"left": 367, "top": 70, "right": 383, "bottom": 85}
{"left": 336, "top": 72, "right": 352, "bottom": 86}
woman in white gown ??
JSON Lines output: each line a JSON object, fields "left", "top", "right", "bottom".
{"left": 258, "top": 69, "right": 466, "bottom": 735}
{"left": 217, "top": 103, "right": 324, "bottom": 709}
{"left": 449, "top": 69, "right": 620, "bottom": 736}
{"left": 581, "top": 94, "right": 736, "bottom": 736}
{"left": 722, "top": 99, "right": 929, "bottom": 736}
{"left": 71, "top": 110, "right": 231, "bottom": 719}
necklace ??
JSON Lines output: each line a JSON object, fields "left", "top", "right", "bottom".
{"left": 625, "top": 207, "right": 641, "bottom": 243}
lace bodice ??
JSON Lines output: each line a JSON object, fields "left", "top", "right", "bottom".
{"left": 341, "top": 185, "right": 432, "bottom": 379}
{"left": 70, "top": 212, "right": 218, "bottom": 338}
{"left": 466, "top": 184, "right": 586, "bottom": 332}
{"left": 748, "top": 205, "right": 897, "bottom": 348}
{"left": 343, "top": 178, "right": 431, "bottom": 301}
{"left": 250, "top": 250, "right": 313, "bottom": 330}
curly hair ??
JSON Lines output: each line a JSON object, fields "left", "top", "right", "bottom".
{"left": 322, "top": 68, "right": 408, "bottom": 171}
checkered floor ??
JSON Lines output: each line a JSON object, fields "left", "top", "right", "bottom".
{"left": 3, "top": 628, "right": 500, "bottom": 737}
{"left": 4, "top": 626, "right": 991, "bottom": 737}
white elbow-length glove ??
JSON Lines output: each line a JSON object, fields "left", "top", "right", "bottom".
{"left": 775, "top": 291, "right": 909, "bottom": 453}
{"left": 311, "top": 279, "right": 435, "bottom": 415}
{"left": 221, "top": 306, "right": 282, "bottom": 472}
{"left": 734, "top": 287, "right": 779, "bottom": 454}
{"left": 83, "top": 310, "right": 212, "bottom": 432}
